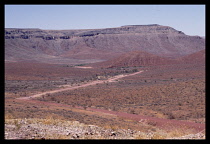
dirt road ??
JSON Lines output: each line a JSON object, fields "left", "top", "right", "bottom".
{"left": 16, "top": 70, "right": 205, "bottom": 133}
{"left": 17, "top": 71, "right": 143, "bottom": 100}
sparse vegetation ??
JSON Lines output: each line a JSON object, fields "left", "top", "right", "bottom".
{"left": 5, "top": 60, "right": 205, "bottom": 139}
{"left": 4, "top": 24, "right": 205, "bottom": 139}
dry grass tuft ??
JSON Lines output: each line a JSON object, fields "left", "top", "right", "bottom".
{"left": 134, "top": 133, "right": 149, "bottom": 139}
{"left": 5, "top": 113, "right": 15, "bottom": 119}
{"left": 166, "top": 126, "right": 196, "bottom": 138}
{"left": 43, "top": 133, "right": 71, "bottom": 139}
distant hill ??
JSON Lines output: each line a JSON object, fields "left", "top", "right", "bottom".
{"left": 178, "top": 49, "right": 205, "bottom": 64}
{"left": 92, "top": 51, "right": 177, "bottom": 68}
{"left": 5, "top": 25, "right": 205, "bottom": 64}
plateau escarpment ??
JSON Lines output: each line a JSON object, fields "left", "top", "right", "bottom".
{"left": 5, "top": 25, "right": 205, "bottom": 64}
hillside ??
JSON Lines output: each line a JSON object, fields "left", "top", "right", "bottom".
{"left": 178, "top": 49, "right": 205, "bottom": 64}
{"left": 92, "top": 51, "right": 176, "bottom": 68}
{"left": 5, "top": 25, "right": 205, "bottom": 64}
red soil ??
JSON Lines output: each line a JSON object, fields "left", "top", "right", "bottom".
{"left": 16, "top": 98, "right": 205, "bottom": 132}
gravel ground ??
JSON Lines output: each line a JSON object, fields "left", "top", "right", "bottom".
{"left": 5, "top": 118, "right": 205, "bottom": 139}
{"left": 5, "top": 118, "right": 144, "bottom": 139}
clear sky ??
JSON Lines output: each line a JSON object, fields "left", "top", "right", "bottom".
{"left": 5, "top": 5, "right": 205, "bottom": 36}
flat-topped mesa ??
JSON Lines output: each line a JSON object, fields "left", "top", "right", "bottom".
{"left": 121, "top": 24, "right": 160, "bottom": 27}
{"left": 5, "top": 24, "right": 204, "bottom": 63}
{"left": 4, "top": 24, "right": 185, "bottom": 40}
{"left": 75, "top": 24, "right": 185, "bottom": 36}
{"left": 119, "top": 24, "right": 185, "bottom": 35}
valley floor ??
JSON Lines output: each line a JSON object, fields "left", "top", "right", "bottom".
{"left": 5, "top": 62, "right": 205, "bottom": 139}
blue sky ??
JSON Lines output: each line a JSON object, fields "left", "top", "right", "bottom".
{"left": 5, "top": 5, "right": 205, "bottom": 36}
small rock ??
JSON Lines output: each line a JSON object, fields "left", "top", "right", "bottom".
{"left": 72, "top": 134, "right": 79, "bottom": 138}
{"left": 66, "top": 132, "right": 71, "bottom": 136}
{"left": 110, "top": 131, "right": 116, "bottom": 136}
{"left": 85, "top": 132, "right": 88, "bottom": 135}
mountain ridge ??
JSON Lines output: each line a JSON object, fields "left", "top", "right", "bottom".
{"left": 5, "top": 24, "right": 205, "bottom": 64}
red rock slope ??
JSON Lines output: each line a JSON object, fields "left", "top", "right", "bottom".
{"left": 93, "top": 51, "right": 176, "bottom": 68}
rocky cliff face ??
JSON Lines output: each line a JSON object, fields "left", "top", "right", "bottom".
{"left": 4, "top": 25, "right": 184, "bottom": 39}
{"left": 5, "top": 25, "right": 205, "bottom": 64}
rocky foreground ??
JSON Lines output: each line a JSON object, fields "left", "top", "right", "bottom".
{"left": 5, "top": 118, "right": 205, "bottom": 139}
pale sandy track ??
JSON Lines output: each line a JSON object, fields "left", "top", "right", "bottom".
{"left": 17, "top": 71, "right": 143, "bottom": 100}
{"left": 74, "top": 66, "right": 93, "bottom": 69}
